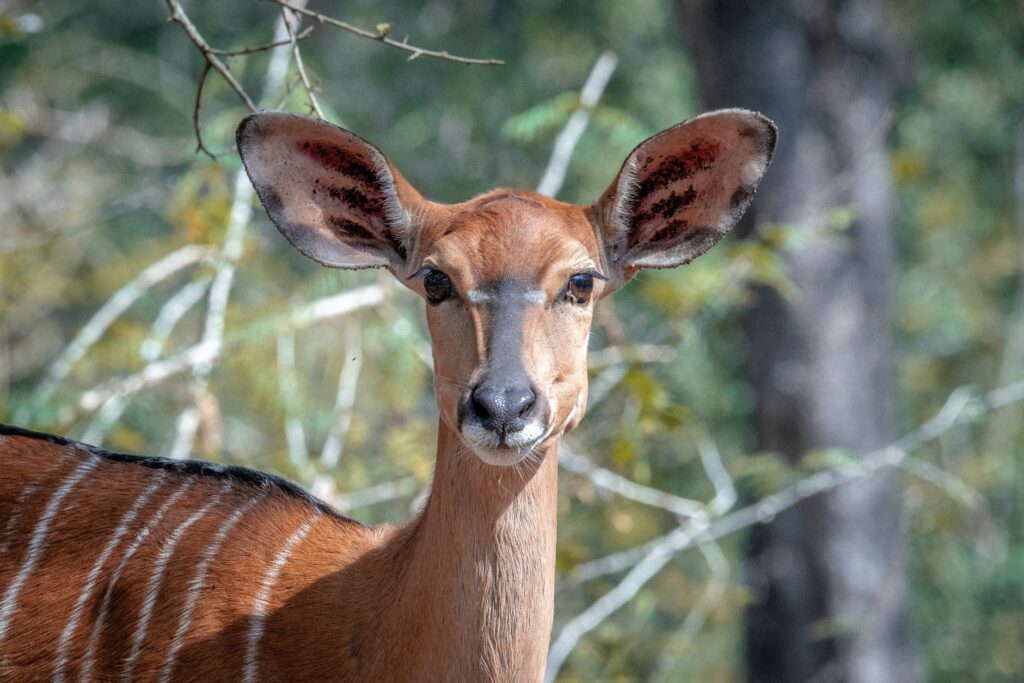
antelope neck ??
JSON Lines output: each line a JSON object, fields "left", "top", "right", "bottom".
{"left": 387, "top": 422, "right": 559, "bottom": 678}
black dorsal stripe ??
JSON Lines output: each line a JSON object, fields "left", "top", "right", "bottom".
{"left": 0, "top": 423, "right": 358, "bottom": 525}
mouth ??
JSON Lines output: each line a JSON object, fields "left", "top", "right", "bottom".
{"left": 460, "top": 420, "right": 549, "bottom": 466}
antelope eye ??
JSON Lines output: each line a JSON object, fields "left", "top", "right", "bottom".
{"left": 567, "top": 273, "right": 594, "bottom": 305}
{"left": 423, "top": 269, "right": 453, "bottom": 304}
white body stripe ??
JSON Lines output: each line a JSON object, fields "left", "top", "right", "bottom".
{"left": 157, "top": 492, "right": 265, "bottom": 683}
{"left": 0, "top": 484, "right": 39, "bottom": 556}
{"left": 51, "top": 473, "right": 167, "bottom": 683}
{"left": 0, "top": 454, "right": 98, "bottom": 642}
{"left": 243, "top": 513, "right": 320, "bottom": 683}
{"left": 121, "top": 484, "right": 228, "bottom": 682}
{"left": 80, "top": 479, "right": 194, "bottom": 683}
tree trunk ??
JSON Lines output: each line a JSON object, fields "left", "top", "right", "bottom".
{"left": 677, "top": 2, "right": 920, "bottom": 682}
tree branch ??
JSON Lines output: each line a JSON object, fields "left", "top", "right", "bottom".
{"left": 266, "top": 0, "right": 504, "bottom": 66}
{"left": 536, "top": 51, "right": 618, "bottom": 197}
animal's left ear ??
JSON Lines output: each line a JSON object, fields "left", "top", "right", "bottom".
{"left": 590, "top": 109, "right": 777, "bottom": 288}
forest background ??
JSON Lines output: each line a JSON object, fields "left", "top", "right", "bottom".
{"left": 1, "top": 1, "right": 1022, "bottom": 681}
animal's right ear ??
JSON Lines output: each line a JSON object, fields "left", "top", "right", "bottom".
{"left": 236, "top": 112, "right": 424, "bottom": 272}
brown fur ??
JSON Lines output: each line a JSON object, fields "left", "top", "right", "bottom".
{"left": 0, "top": 108, "right": 775, "bottom": 682}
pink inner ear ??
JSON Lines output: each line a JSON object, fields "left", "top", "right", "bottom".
{"left": 627, "top": 138, "right": 722, "bottom": 250}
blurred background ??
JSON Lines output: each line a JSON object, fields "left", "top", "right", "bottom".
{"left": 1, "top": 0, "right": 1022, "bottom": 681}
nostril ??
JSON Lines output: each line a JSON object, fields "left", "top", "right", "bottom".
{"left": 511, "top": 387, "right": 535, "bottom": 417}
{"left": 471, "top": 386, "right": 496, "bottom": 422}
{"left": 470, "top": 382, "right": 536, "bottom": 429}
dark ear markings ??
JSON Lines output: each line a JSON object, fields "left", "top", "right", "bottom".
{"left": 315, "top": 184, "right": 384, "bottom": 215}
{"left": 327, "top": 216, "right": 376, "bottom": 241}
{"left": 649, "top": 186, "right": 698, "bottom": 219}
{"left": 634, "top": 139, "right": 720, "bottom": 202}
{"left": 649, "top": 219, "right": 690, "bottom": 244}
{"left": 296, "top": 141, "right": 379, "bottom": 186}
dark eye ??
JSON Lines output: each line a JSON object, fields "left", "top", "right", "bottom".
{"left": 567, "top": 273, "right": 594, "bottom": 305}
{"left": 423, "top": 269, "right": 453, "bottom": 304}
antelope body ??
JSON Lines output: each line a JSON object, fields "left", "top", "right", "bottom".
{"left": 0, "top": 108, "right": 774, "bottom": 682}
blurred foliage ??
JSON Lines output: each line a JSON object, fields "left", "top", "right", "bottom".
{"left": 0, "top": 0, "right": 1022, "bottom": 681}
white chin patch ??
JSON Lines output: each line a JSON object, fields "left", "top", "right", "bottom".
{"left": 461, "top": 421, "right": 546, "bottom": 466}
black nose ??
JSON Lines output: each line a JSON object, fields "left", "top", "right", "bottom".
{"left": 471, "top": 381, "right": 536, "bottom": 433}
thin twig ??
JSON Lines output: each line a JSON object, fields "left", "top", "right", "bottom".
{"left": 267, "top": 0, "right": 504, "bottom": 66}
{"left": 536, "top": 51, "right": 618, "bottom": 197}
{"left": 190, "top": 62, "right": 222, "bottom": 160}
{"left": 281, "top": 8, "right": 324, "bottom": 118}
{"left": 208, "top": 25, "right": 314, "bottom": 56}
{"left": 165, "top": 0, "right": 257, "bottom": 111}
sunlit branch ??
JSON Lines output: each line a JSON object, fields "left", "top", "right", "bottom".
{"left": 547, "top": 380, "right": 1024, "bottom": 679}
{"left": 140, "top": 277, "right": 212, "bottom": 362}
{"left": 29, "top": 244, "right": 214, "bottom": 412}
{"left": 559, "top": 444, "right": 705, "bottom": 517}
{"left": 277, "top": 331, "right": 313, "bottom": 478}
{"left": 320, "top": 322, "right": 363, "bottom": 468}
{"left": 169, "top": 8, "right": 299, "bottom": 456}
{"left": 73, "top": 285, "right": 384, "bottom": 421}
{"left": 536, "top": 51, "right": 618, "bottom": 197}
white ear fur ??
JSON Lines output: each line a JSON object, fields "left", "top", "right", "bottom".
{"left": 594, "top": 109, "right": 777, "bottom": 280}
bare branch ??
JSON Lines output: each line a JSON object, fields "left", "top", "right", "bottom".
{"left": 560, "top": 444, "right": 705, "bottom": 517}
{"left": 277, "top": 331, "right": 313, "bottom": 477}
{"left": 281, "top": 8, "right": 324, "bottom": 118}
{"left": 71, "top": 285, "right": 385, "bottom": 419}
{"left": 165, "top": 0, "right": 257, "bottom": 112}
{"left": 536, "top": 51, "right": 618, "bottom": 197}
{"left": 320, "top": 323, "right": 362, "bottom": 468}
{"left": 30, "top": 245, "right": 214, "bottom": 408}
{"left": 548, "top": 380, "right": 1024, "bottom": 678}
{"left": 267, "top": 0, "right": 504, "bottom": 66}
{"left": 140, "top": 278, "right": 212, "bottom": 362}
{"left": 208, "top": 25, "right": 314, "bottom": 56}
{"left": 191, "top": 62, "right": 222, "bottom": 160}
{"left": 546, "top": 518, "right": 704, "bottom": 682}
{"left": 331, "top": 476, "right": 419, "bottom": 514}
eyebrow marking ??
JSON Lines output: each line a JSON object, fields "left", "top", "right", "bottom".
{"left": 522, "top": 290, "right": 547, "bottom": 305}
{"left": 467, "top": 289, "right": 547, "bottom": 305}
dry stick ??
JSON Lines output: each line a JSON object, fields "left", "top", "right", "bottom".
{"left": 545, "top": 380, "right": 1024, "bottom": 681}
{"left": 75, "top": 285, "right": 385, "bottom": 418}
{"left": 320, "top": 322, "right": 363, "bottom": 468}
{"left": 281, "top": 8, "right": 324, "bottom": 118}
{"left": 559, "top": 445, "right": 704, "bottom": 517}
{"left": 165, "top": 0, "right": 256, "bottom": 159}
{"left": 277, "top": 331, "right": 315, "bottom": 478}
{"left": 28, "top": 245, "right": 215, "bottom": 413}
{"left": 652, "top": 537, "right": 729, "bottom": 679}
{"left": 536, "top": 51, "right": 618, "bottom": 197}
{"left": 168, "top": 4, "right": 302, "bottom": 458}
{"left": 267, "top": 0, "right": 504, "bottom": 66}
{"left": 208, "top": 25, "right": 314, "bottom": 56}
{"left": 332, "top": 475, "right": 420, "bottom": 514}
{"left": 140, "top": 277, "right": 212, "bottom": 362}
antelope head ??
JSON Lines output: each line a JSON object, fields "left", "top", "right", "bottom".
{"left": 236, "top": 110, "right": 776, "bottom": 467}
